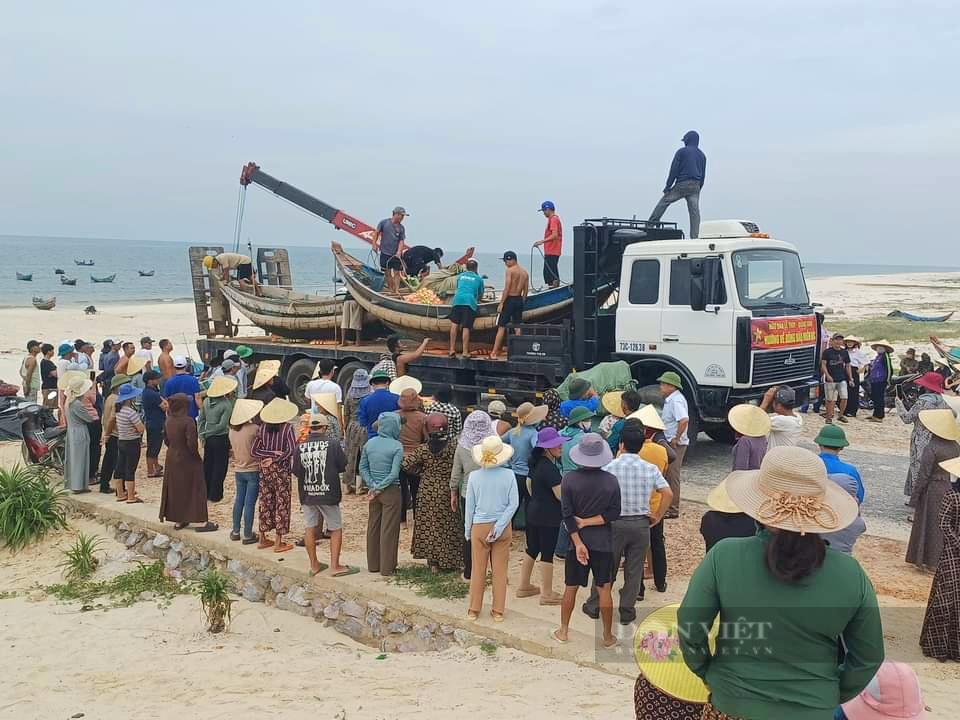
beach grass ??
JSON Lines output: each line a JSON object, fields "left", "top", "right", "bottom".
{"left": 823, "top": 316, "right": 960, "bottom": 344}
{"left": 388, "top": 565, "right": 471, "bottom": 600}
{"left": 47, "top": 560, "right": 188, "bottom": 608}
{"left": 59, "top": 533, "right": 104, "bottom": 582}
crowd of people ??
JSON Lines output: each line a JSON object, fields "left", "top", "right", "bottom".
{"left": 14, "top": 329, "right": 960, "bottom": 719}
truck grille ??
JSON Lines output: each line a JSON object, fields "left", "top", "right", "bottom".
{"left": 751, "top": 346, "right": 816, "bottom": 386}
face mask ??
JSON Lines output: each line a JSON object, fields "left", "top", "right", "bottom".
{"left": 579, "top": 421, "right": 592, "bottom": 431}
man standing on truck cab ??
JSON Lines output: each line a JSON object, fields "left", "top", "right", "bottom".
{"left": 448, "top": 259, "right": 484, "bottom": 358}
{"left": 372, "top": 207, "right": 408, "bottom": 295}
{"left": 533, "top": 200, "right": 562, "bottom": 288}
{"left": 648, "top": 131, "right": 706, "bottom": 238}
{"left": 490, "top": 251, "right": 529, "bottom": 360}
{"left": 658, "top": 371, "right": 688, "bottom": 518}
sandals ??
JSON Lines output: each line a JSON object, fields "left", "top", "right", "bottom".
{"left": 550, "top": 628, "right": 568, "bottom": 644}
{"left": 195, "top": 522, "right": 218, "bottom": 533}
{"left": 174, "top": 522, "right": 189, "bottom": 530}
{"left": 308, "top": 563, "right": 330, "bottom": 577}
{"left": 332, "top": 566, "right": 360, "bottom": 577}
{"left": 125, "top": 497, "right": 144, "bottom": 504}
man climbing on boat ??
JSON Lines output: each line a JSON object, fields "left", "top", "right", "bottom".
{"left": 401, "top": 246, "right": 444, "bottom": 277}
{"left": 373, "top": 206, "right": 409, "bottom": 295}
{"left": 203, "top": 252, "right": 259, "bottom": 295}
{"left": 490, "top": 251, "right": 529, "bottom": 360}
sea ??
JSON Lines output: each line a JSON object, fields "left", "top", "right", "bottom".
{"left": 1, "top": 234, "right": 957, "bottom": 308}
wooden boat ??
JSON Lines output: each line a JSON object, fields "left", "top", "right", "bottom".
{"left": 54, "top": 268, "right": 65, "bottom": 275}
{"left": 60, "top": 276, "right": 77, "bottom": 286}
{"left": 219, "top": 282, "right": 345, "bottom": 339}
{"left": 16, "top": 272, "right": 32, "bottom": 281}
{"left": 32, "top": 296, "right": 56, "bottom": 310}
{"left": 90, "top": 274, "right": 116, "bottom": 283}
{"left": 138, "top": 270, "right": 155, "bottom": 277}
{"left": 888, "top": 309, "right": 955, "bottom": 323}
{"left": 331, "top": 242, "right": 574, "bottom": 338}
{"left": 74, "top": 259, "right": 95, "bottom": 266}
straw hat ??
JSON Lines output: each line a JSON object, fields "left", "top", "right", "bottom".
{"left": 311, "top": 392, "right": 340, "bottom": 418}
{"left": 634, "top": 603, "right": 716, "bottom": 704}
{"left": 870, "top": 339, "right": 894, "bottom": 352}
{"left": 940, "top": 456, "right": 960, "bottom": 477}
{"left": 919, "top": 408, "right": 960, "bottom": 441}
{"left": 126, "top": 355, "right": 149, "bottom": 376}
{"left": 706, "top": 478, "right": 743, "bottom": 514}
{"left": 57, "top": 369, "right": 88, "bottom": 391}
{"left": 487, "top": 399, "right": 507, "bottom": 417}
{"left": 65, "top": 375, "right": 93, "bottom": 401}
{"left": 206, "top": 375, "right": 238, "bottom": 398}
{"left": 627, "top": 404, "right": 665, "bottom": 431}
{"left": 724, "top": 446, "right": 859, "bottom": 535}
{"left": 389, "top": 375, "right": 422, "bottom": 395}
{"left": 727, "top": 404, "right": 771, "bottom": 438}
{"left": 942, "top": 394, "right": 960, "bottom": 415}
{"left": 515, "top": 401, "right": 549, "bottom": 426}
{"left": 260, "top": 397, "right": 299, "bottom": 424}
{"left": 472, "top": 435, "right": 514, "bottom": 468}
{"left": 252, "top": 360, "right": 281, "bottom": 390}
{"left": 601, "top": 391, "right": 625, "bottom": 418}
{"left": 843, "top": 336, "right": 862, "bottom": 347}
{"left": 230, "top": 398, "right": 263, "bottom": 426}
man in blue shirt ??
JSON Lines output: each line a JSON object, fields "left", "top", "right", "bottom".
{"left": 447, "top": 259, "right": 485, "bottom": 358}
{"left": 648, "top": 130, "right": 706, "bottom": 238}
{"left": 161, "top": 356, "right": 203, "bottom": 419}
{"left": 357, "top": 370, "right": 400, "bottom": 438}
{"left": 815, "top": 424, "right": 864, "bottom": 502}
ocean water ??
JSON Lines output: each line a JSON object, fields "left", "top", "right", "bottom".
{"left": 1, "top": 234, "right": 956, "bottom": 308}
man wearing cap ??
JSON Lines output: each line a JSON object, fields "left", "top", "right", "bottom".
{"left": 203, "top": 252, "right": 257, "bottom": 294}
{"left": 560, "top": 377, "right": 601, "bottom": 418}
{"left": 489, "top": 251, "right": 529, "bottom": 360}
{"left": 659, "top": 372, "right": 688, "bottom": 518}
{"left": 234, "top": 345, "right": 253, "bottom": 398}
{"left": 648, "top": 130, "right": 706, "bottom": 238}
{"left": 162, "top": 356, "right": 203, "bottom": 419}
{"left": 761, "top": 384, "right": 804, "bottom": 449}
{"left": 533, "top": 201, "right": 562, "bottom": 288}
{"left": 821, "top": 333, "right": 854, "bottom": 424}
{"left": 357, "top": 370, "right": 400, "bottom": 439}
{"left": 373, "top": 207, "right": 409, "bottom": 295}
{"left": 55, "top": 342, "right": 78, "bottom": 425}
{"left": 401, "top": 245, "right": 444, "bottom": 278}
{"left": 134, "top": 336, "right": 155, "bottom": 371}
{"left": 816, "top": 424, "right": 864, "bottom": 502}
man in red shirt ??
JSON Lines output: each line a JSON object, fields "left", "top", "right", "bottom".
{"left": 534, "top": 200, "right": 562, "bottom": 288}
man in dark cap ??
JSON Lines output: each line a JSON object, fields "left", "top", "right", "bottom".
{"left": 373, "top": 206, "right": 409, "bottom": 294}
{"left": 490, "top": 251, "right": 529, "bottom": 360}
{"left": 648, "top": 131, "right": 706, "bottom": 238}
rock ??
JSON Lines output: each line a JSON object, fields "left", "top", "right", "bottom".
{"left": 270, "top": 575, "right": 288, "bottom": 594}
{"left": 119, "top": 549, "right": 141, "bottom": 563}
{"left": 142, "top": 539, "right": 155, "bottom": 556}
{"left": 125, "top": 531, "right": 142, "bottom": 547}
{"left": 365, "top": 612, "right": 382, "bottom": 637}
{"left": 170, "top": 540, "right": 184, "bottom": 553}
{"left": 323, "top": 604, "right": 341, "bottom": 620}
{"left": 434, "top": 636, "right": 450, "bottom": 651}
{"left": 453, "top": 629, "right": 470, "bottom": 646}
{"left": 165, "top": 549, "right": 182, "bottom": 569}
{"left": 823, "top": 307, "right": 835, "bottom": 315}
{"left": 198, "top": 552, "right": 210, "bottom": 571}
{"left": 27, "top": 589, "right": 45, "bottom": 602}
{"left": 118, "top": 522, "right": 130, "bottom": 532}
{"left": 241, "top": 583, "right": 265, "bottom": 602}
{"left": 227, "top": 559, "right": 244, "bottom": 577}
{"left": 138, "top": 591, "right": 155, "bottom": 602}
{"left": 440, "top": 624, "right": 454, "bottom": 635}
{"left": 398, "top": 640, "right": 423, "bottom": 653}
{"left": 286, "top": 586, "right": 311, "bottom": 607}
{"left": 341, "top": 600, "right": 365, "bottom": 618}
{"left": 387, "top": 620, "right": 411, "bottom": 635}
{"left": 334, "top": 618, "right": 366, "bottom": 640}
{"left": 414, "top": 626, "right": 433, "bottom": 642}
{"left": 152, "top": 533, "right": 170, "bottom": 549}
{"left": 210, "top": 550, "right": 226, "bottom": 561}
{"left": 366, "top": 600, "right": 386, "bottom": 616}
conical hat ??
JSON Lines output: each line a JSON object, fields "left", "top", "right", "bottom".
{"left": 389, "top": 375, "right": 422, "bottom": 395}
{"left": 601, "top": 391, "right": 625, "bottom": 418}
{"left": 940, "top": 456, "right": 960, "bottom": 476}
{"left": 627, "top": 404, "right": 665, "bottom": 431}
{"left": 230, "top": 399, "right": 263, "bottom": 426}
{"left": 126, "top": 355, "right": 149, "bottom": 376}
{"left": 634, "top": 603, "right": 716, "bottom": 703}
{"left": 260, "top": 397, "right": 299, "bottom": 424}
{"left": 311, "top": 392, "right": 340, "bottom": 418}
{"left": 57, "top": 369, "right": 88, "bottom": 391}
{"left": 206, "top": 375, "right": 238, "bottom": 398}
{"left": 727, "top": 404, "right": 771, "bottom": 438}
{"left": 919, "top": 408, "right": 960, "bottom": 441}
{"left": 706, "top": 478, "right": 744, "bottom": 514}
{"left": 252, "top": 360, "right": 281, "bottom": 390}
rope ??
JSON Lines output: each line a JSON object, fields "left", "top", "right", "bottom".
{"left": 529, "top": 245, "right": 548, "bottom": 293}
{"left": 233, "top": 186, "right": 247, "bottom": 253}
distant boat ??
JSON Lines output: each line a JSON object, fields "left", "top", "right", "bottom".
{"left": 138, "top": 270, "right": 155, "bottom": 277}
{"left": 60, "top": 276, "right": 77, "bottom": 286}
{"left": 75, "top": 259, "right": 95, "bottom": 266}
{"left": 90, "top": 274, "right": 116, "bottom": 283}
{"left": 54, "top": 268, "right": 65, "bottom": 275}
{"left": 16, "top": 272, "right": 32, "bottom": 281}
{"left": 887, "top": 309, "right": 955, "bottom": 323}
{"left": 32, "top": 296, "right": 56, "bottom": 311}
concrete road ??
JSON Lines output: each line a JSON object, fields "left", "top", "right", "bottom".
{"left": 682, "top": 437, "right": 912, "bottom": 541}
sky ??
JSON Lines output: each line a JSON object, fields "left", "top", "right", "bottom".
{"left": 2, "top": 1, "right": 958, "bottom": 262}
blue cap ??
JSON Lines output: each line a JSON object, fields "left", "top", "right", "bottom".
{"left": 58, "top": 342, "right": 74, "bottom": 357}
{"left": 539, "top": 200, "right": 555, "bottom": 212}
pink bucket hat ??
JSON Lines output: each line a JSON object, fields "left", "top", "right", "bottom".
{"left": 841, "top": 661, "right": 926, "bottom": 719}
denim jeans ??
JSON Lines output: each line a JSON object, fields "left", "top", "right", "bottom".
{"left": 649, "top": 179, "right": 701, "bottom": 238}
{"left": 233, "top": 471, "right": 260, "bottom": 537}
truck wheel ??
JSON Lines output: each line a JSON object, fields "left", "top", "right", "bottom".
{"left": 704, "top": 424, "right": 736, "bottom": 445}
{"left": 336, "top": 361, "right": 370, "bottom": 397}
{"left": 285, "top": 358, "right": 317, "bottom": 411}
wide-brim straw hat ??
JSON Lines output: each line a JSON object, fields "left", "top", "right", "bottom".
{"left": 126, "top": 355, "right": 149, "bottom": 376}
{"left": 252, "top": 360, "right": 281, "bottom": 390}
{"left": 634, "top": 603, "right": 715, "bottom": 704}
{"left": 515, "top": 401, "right": 549, "bottom": 426}
{"left": 843, "top": 336, "right": 862, "bottom": 347}
{"left": 627, "top": 404, "right": 665, "bottom": 431}
{"left": 724, "top": 446, "right": 859, "bottom": 535}
{"left": 389, "top": 375, "right": 422, "bottom": 395}
{"left": 311, "top": 392, "right": 340, "bottom": 418}
{"left": 706, "top": 478, "right": 744, "bottom": 514}
{"left": 870, "top": 339, "right": 895, "bottom": 352}
{"left": 727, "top": 404, "right": 771, "bottom": 438}
{"left": 919, "top": 408, "right": 960, "bottom": 441}
{"left": 65, "top": 376, "right": 93, "bottom": 401}
{"left": 942, "top": 394, "right": 960, "bottom": 415}
{"left": 230, "top": 398, "right": 263, "bottom": 426}
{"left": 472, "top": 435, "right": 514, "bottom": 468}
{"left": 207, "top": 375, "right": 238, "bottom": 398}
{"left": 601, "top": 391, "right": 625, "bottom": 418}
{"left": 260, "top": 397, "right": 299, "bottom": 424}
{"left": 57, "top": 369, "right": 88, "bottom": 391}
{"left": 940, "top": 456, "right": 960, "bottom": 476}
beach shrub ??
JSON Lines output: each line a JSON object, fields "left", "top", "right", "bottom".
{"left": 198, "top": 570, "right": 234, "bottom": 633}
{"left": 388, "top": 565, "right": 472, "bottom": 600}
{"left": 0, "top": 464, "right": 68, "bottom": 552}
{"left": 47, "top": 560, "right": 185, "bottom": 608}
{"left": 59, "top": 533, "right": 103, "bottom": 581}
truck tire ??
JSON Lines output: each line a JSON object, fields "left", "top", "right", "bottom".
{"left": 704, "top": 424, "right": 736, "bottom": 445}
{"left": 336, "top": 361, "right": 370, "bottom": 397}
{"left": 285, "top": 358, "right": 317, "bottom": 411}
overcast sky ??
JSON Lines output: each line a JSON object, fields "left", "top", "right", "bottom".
{"left": 2, "top": 1, "right": 957, "bottom": 262}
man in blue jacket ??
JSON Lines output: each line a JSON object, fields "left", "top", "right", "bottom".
{"left": 357, "top": 370, "right": 399, "bottom": 438}
{"left": 648, "top": 130, "right": 706, "bottom": 238}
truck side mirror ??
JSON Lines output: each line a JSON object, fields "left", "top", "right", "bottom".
{"left": 689, "top": 257, "right": 722, "bottom": 311}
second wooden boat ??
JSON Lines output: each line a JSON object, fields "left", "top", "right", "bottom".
{"left": 32, "top": 296, "right": 56, "bottom": 310}
{"left": 16, "top": 272, "right": 32, "bottom": 281}
{"left": 218, "top": 282, "right": 345, "bottom": 339}
{"left": 138, "top": 270, "right": 155, "bottom": 277}
{"left": 90, "top": 274, "right": 116, "bottom": 283}
{"left": 888, "top": 309, "right": 955, "bottom": 323}
{"left": 60, "top": 276, "right": 77, "bottom": 286}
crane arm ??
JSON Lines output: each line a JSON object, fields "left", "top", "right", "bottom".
{"left": 239, "top": 162, "right": 378, "bottom": 246}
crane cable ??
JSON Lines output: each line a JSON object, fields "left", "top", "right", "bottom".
{"left": 232, "top": 185, "right": 247, "bottom": 254}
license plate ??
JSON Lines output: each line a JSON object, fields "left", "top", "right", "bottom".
{"left": 618, "top": 341, "right": 646, "bottom": 352}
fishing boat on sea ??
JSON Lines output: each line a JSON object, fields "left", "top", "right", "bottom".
{"left": 331, "top": 242, "right": 573, "bottom": 339}
{"left": 60, "top": 276, "right": 77, "bottom": 286}
{"left": 90, "top": 274, "right": 116, "bottom": 283}
{"left": 54, "top": 268, "right": 65, "bottom": 275}
{"left": 138, "top": 270, "right": 155, "bottom": 277}
{"left": 888, "top": 309, "right": 955, "bottom": 323}
{"left": 218, "top": 282, "right": 345, "bottom": 339}
{"left": 75, "top": 259, "right": 95, "bottom": 266}
{"left": 16, "top": 272, "right": 32, "bottom": 281}
{"left": 32, "top": 296, "right": 56, "bottom": 310}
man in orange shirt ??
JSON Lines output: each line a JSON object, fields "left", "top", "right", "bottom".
{"left": 534, "top": 200, "right": 562, "bottom": 288}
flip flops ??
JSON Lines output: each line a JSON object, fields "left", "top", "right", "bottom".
{"left": 550, "top": 628, "right": 568, "bottom": 644}
{"left": 195, "top": 522, "right": 218, "bottom": 533}
{"left": 308, "top": 563, "right": 330, "bottom": 577}
{"left": 332, "top": 566, "right": 360, "bottom": 577}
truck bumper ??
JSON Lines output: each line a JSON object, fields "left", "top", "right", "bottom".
{"left": 699, "top": 378, "right": 818, "bottom": 424}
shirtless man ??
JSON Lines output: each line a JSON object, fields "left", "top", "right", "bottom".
{"left": 157, "top": 339, "right": 175, "bottom": 389}
{"left": 490, "top": 251, "right": 529, "bottom": 360}
{"left": 115, "top": 341, "right": 136, "bottom": 375}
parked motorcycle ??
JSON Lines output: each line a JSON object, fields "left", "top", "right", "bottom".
{"left": 860, "top": 373, "right": 921, "bottom": 412}
{"left": 18, "top": 395, "right": 66, "bottom": 472}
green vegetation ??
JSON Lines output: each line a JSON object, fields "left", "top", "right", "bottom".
{"left": 824, "top": 316, "right": 960, "bottom": 344}
{"left": 59, "top": 533, "right": 103, "bottom": 582}
{"left": 47, "top": 560, "right": 186, "bottom": 608}
{"left": 388, "top": 564, "right": 471, "bottom": 600}
{"left": 479, "top": 641, "right": 497, "bottom": 655}
{"left": 197, "top": 570, "right": 234, "bottom": 633}
{"left": 0, "top": 464, "right": 68, "bottom": 552}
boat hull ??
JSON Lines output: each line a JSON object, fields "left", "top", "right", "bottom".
{"left": 219, "top": 283, "right": 344, "bottom": 339}
{"left": 888, "top": 309, "right": 955, "bottom": 323}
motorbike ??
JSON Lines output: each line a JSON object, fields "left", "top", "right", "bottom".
{"left": 18, "top": 394, "right": 66, "bottom": 472}
{"left": 859, "top": 373, "right": 921, "bottom": 412}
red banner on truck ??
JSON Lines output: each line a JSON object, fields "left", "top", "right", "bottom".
{"left": 751, "top": 315, "right": 817, "bottom": 350}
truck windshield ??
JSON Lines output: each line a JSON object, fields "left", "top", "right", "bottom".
{"left": 731, "top": 249, "right": 809, "bottom": 308}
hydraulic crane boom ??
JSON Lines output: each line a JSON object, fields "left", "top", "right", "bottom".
{"left": 239, "top": 162, "right": 378, "bottom": 245}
